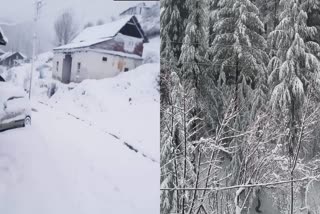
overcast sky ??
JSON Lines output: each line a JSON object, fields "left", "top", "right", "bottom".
{"left": 0, "top": 0, "right": 158, "bottom": 55}
{"left": 1, "top": 0, "right": 155, "bottom": 25}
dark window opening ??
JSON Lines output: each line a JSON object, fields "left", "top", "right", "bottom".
{"left": 77, "top": 62, "right": 81, "bottom": 73}
{"left": 102, "top": 57, "right": 108, "bottom": 62}
{"left": 124, "top": 68, "right": 129, "bottom": 72}
{"left": 56, "top": 61, "right": 59, "bottom": 72}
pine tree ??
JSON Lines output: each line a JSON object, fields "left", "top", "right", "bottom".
{"left": 160, "top": 0, "right": 187, "bottom": 60}
{"left": 179, "top": 0, "right": 207, "bottom": 89}
{"left": 160, "top": 0, "right": 187, "bottom": 105}
{"left": 268, "top": 0, "right": 320, "bottom": 212}
{"left": 255, "top": 0, "right": 281, "bottom": 36}
{"left": 268, "top": 0, "right": 320, "bottom": 148}
{"left": 208, "top": 0, "right": 220, "bottom": 45}
{"left": 302, "top": 0, "right": 320, "bottom": 47}
{"left": 208, "top": 0, "right": 268, "bottom": 114}
{"left": 160, "top": 72, "right": 183, "bottom": 214}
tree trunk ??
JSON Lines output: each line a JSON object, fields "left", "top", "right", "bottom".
{"left": 182, "top": 89, "right": 188, "bottom": 214}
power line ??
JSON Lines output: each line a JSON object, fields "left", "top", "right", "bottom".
{"left": 160, "top": 59, "right": 266, "bottom": 67}
{"left": 164, "top": 41, "right": 289, "bottom": 51}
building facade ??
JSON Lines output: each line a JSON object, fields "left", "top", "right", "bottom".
{"left": 52, "top": 16, "right": 148, "bottom": 84}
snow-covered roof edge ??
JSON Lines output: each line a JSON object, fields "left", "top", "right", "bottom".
{"left": 53, "top": 38, "right": 112, "bottom": 51}
{"left": 54, "top": 48, "right": 143, "bottom": 60}
{"left": 53, "top": 15, "right": 148, "bottom": 52}
{"left": 90, "top": 49, "right": 143, "bottom": 60}
{"left": 119, "top": 3, "right": 150, "bottom": 16}
{"left": 0, "top": 52, "right": 26, "bottom": 62}
{"left": 71, "top": 16, "right": 134, "bottom": 44}
{"left": 131, "top": 15, "right": 149, "bottom": 43}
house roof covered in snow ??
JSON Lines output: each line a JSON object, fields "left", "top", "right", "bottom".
{"left": 0, "top": 27, "right": 8, "bottom": 46}
{"left": 119, "top": 3, "right": 149, "bottom": 16}
{"left": 53, "top": 15, "right": 148, "bottom": 52}
{"left": 0, "top": 52, "right": 26, "bottom": 62}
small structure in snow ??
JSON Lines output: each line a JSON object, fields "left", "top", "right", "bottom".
{"left": 0, "top": 52, "right": 26, "bottom": 67}
{"left": 0, "top": 75, "right": 5, "bottom": 82}
{"left": 0, "top": 49, "right": 5, "bottom": 56}
{"left": 119, "top": 3, "right": 151, "bottom": 17}
{"left": 0, "top": 27, "right": 8, "bottom": 46}
{"left": 53, "top": 15, "right": 148, "bottom": 84}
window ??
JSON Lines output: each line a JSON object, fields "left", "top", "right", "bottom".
{"left": 56, "top": 61, "right": 59, "bottom": 72}
{"left": 77, "top": 62, "right": 81, "bottom": 73}
{"left": 102, "top": 57, "right": 108, "bottom": 62}
{"left": 124, "top": 68, "right": 129, "bottom": 72}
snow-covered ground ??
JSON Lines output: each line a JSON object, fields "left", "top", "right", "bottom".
{"left": 0, "top": 102, "right": 159, "bottom": 214}
{"left": 46, "top": 63, "right": 160, "bottom": 160}
{"left": 0, "top": 37, "right": 160, "bottom": 213}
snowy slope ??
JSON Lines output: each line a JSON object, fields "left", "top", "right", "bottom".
{"left": 1, "top": 38, "right": 160, "bottom": 159}
{"left": 143, "top": 37, "right": 160, "bottom": 63}
{"left": 0, "top": 36, "right": 160, "bottom": 213}
{"left": 47, "top": 63, "right": 160, "bottom": 160}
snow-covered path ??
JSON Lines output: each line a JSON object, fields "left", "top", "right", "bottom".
{"left": 0, "top": 102, "right": 159, "bottom": 214}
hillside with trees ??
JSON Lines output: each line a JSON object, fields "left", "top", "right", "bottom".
{"left": 160, "top": 0, "right": 320, "bottom": 213}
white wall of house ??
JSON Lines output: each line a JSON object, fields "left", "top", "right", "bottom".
{"left": 53, "top": 51, "right": 143, "bottom": 83}
{"left": 52, "top": 53, "right": 64, "bottom": 81}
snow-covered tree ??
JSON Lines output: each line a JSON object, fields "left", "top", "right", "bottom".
{"left": 160, "top": 0, "right": 186, "bottom": 60}
{"left": 208, "top": 0, "right": 268, "bottom": 114}
{"left": 160, "top": 1, "right": 320, "bottom": 213}
{"left": 179, "top": 0, "right": 207, "bottom": 89}
{"left": 208, "top": 0, "right": 220, "bottom": 45}
{"left": 54, "top": 10, "right": 79, "bottom": 46}
{"left": 268, "top": 0, "right": 320, "bottom": 153}
{"left": 161, "top": 72, "right": 182, "bottom": 214}
{"left": 268, "top": 0, "right": 320, "bottom": 212}
{"left": 303, "top": 0, "right": 320, "bottom": 47}
{"left": 160, "top": 71, "right": 202, "bottom": 214}
{"left": 160, "top": 0, "right": 187, "bottom": 105}
{"left": 254, "top": 0, "right": 281, "bottom": 36}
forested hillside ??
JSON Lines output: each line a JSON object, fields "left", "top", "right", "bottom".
{"left": 160, "top": 0, "right": 320, "bottom": 213}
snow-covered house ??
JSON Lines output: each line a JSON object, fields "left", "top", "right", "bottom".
{"left": 119, "top": 3, "right": 151, "bottom": 17}
{"left": 0, "top": 27, "right": 7, "bottom": 46}
{"left": 53, "top": 15, "right": 148, "bottom": 84}
{"left": 0, "top": 52, "right": 26, "bottom": 67}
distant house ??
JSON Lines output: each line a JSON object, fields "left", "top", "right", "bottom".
{"left": 119, "top": 3, "right": 151, "bottom": 17}
{"left": 0, "top": 27, "right": 7, "bottom": 46}
{"left": 53, "top": 15, "right": 148, "bottom": 84}
{"left": 0, "top": 52, "right": 26, "bottom": 67}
